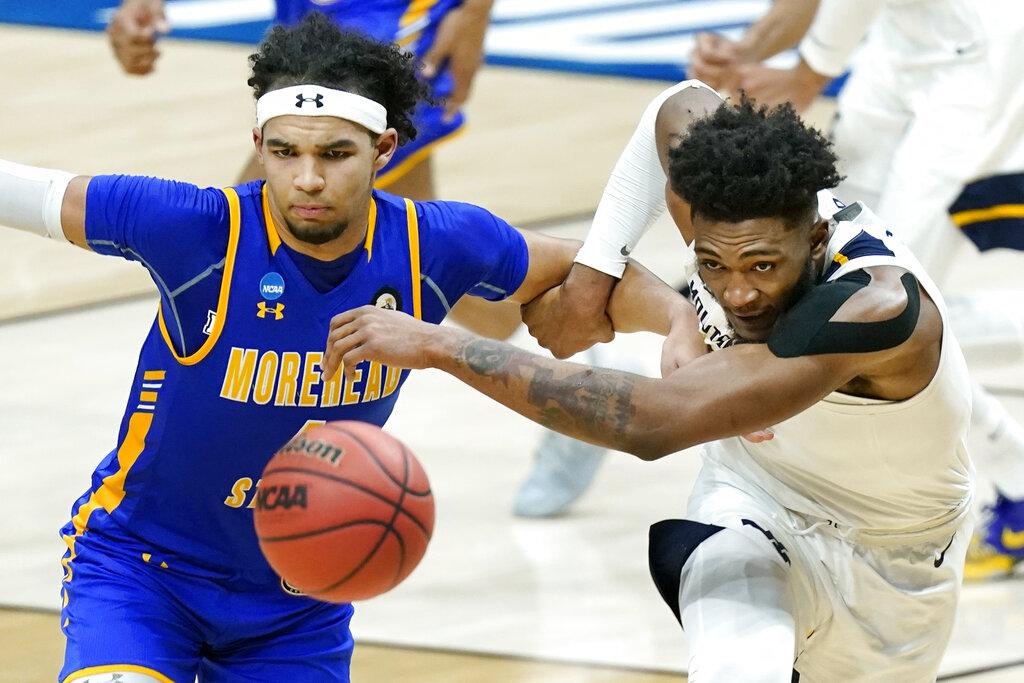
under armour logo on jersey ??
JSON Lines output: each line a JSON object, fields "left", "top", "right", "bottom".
{"left": 257, "top": 301, "right": 285, "bottom": 320}
{"left": 295, "top": 93, "right": 324, "bottom": 109}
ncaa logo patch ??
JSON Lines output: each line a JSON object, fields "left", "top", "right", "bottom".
{"left": 372, "top": 286, "right": 401, "bottom": 311}
{"left": 259, "top": 272, "right": 285, "bottom": 300}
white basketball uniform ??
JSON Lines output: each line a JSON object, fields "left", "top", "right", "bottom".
{"left": 682, "top": 195, "right": 975, "bottom": 681}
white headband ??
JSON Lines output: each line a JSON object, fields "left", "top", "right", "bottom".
{"left": 255, "top": 85, "right": 388, "bottom": 133}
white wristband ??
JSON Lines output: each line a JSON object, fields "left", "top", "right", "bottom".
{"left": 574, "top": 80, "right": 718, "bottom": 278}
{"left": 0, "top": 159, "right": 74, "bottom": 243}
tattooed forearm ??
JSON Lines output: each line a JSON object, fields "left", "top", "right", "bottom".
{"left": 452, "top": 336, "right": 640, "bottom": 450}
{"left": 527, "top": 365, "right": 637, "bottom": 438}
{"left": 458, "top": 338, "right": 520, "bottom": 384}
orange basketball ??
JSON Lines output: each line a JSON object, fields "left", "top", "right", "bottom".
{"left": 254, "top": 421, "right": 434, "bottom": 603}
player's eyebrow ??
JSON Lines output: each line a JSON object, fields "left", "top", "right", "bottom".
{"left": 264, "top": 138, "right": 295, "bottom": 149}
{"left": 317, "top": 138, "right": 360, "bottom": 151}
{"left": 694, "top": 245, "right": 784, "bottom": 259}
{"left": 738, "top": 248, "right": 784, "bottom": 259}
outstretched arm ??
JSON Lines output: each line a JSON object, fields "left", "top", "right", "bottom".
{"left": 324, "top": 266, "right": 937, "bottom": 458}
{"left": 324, "top": 311, "right": 862, "bottom": 458}
{"left": 0, "top": 159, "right": 90, "bottom": 249}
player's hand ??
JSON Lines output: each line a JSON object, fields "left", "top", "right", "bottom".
{"left": 521, "top": 264, "right": 615, "bottom": 358}
{"left": 660, "top": 304, "right": 707, "bottom": 378}
{"left": 421, "top": 0, "right": 492, "bottom": 121}
{"left": 323, "top": 306, "right": 442, "bottom": 381}
{"left": 735, "top": 60, "right": 828, "bottom": 113}
{"left": 689, "top": 32, "right": 745, "bottom": 92}
{"left": 107, "top": 0, "right": 170, "bottom": 76}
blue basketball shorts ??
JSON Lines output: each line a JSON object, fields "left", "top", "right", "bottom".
{"left": 59, "top": 537, "right": 354, "bottom": 683}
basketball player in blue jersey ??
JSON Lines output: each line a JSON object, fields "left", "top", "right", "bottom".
{"left": 0, "top": 14, "right": 695, "bottom": 683}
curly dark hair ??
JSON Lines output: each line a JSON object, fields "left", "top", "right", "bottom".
{"left": 248, "top": 12, "right": 429, "bottom": 143}
{"left": 668, "top": 96, "right": 844, "bottom": 228}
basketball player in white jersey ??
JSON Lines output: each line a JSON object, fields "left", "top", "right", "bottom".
{"left": 326, "top": 97, "right": 974, "bottom": 680}
{"left": 690, "top": 0, "right": 1024, "bottom": 579}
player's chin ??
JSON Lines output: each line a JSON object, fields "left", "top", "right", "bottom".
{"left": 729, "top": 316, "right": 776, "bottom": 343}
{"left": 289, "top": 221, "right": 346, "bottom": 246}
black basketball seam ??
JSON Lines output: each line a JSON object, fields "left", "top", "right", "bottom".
{"left": 259, "top": 518, "right": 391, "bottom": 543}
{"left": 305, "top": 520, "right": 395, "bottom": 596}
{"left": 261, "top": 466, "right": 432, "bottom": 536}
{"left": 323, "top": 424, "right": 431, "bottom": 496}
{"left": 387, "top": 527, "right": 407, "bottom": 590}
{"left": 308, "top": 442, "right": 411, "bottom": 596}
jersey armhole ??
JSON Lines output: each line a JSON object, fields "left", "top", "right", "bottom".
{"left": 156, "top": 187, "right": 241, "bottom": 365}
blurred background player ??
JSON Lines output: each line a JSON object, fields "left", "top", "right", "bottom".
{"left": 688, "top": 0, "right": 1024, "bottom": 580}
{"left": 107, "top": 0, "right": 523, "bottom": 340}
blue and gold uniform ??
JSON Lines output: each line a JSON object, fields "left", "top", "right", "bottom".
{"left": 58, "top": 177, "right": 527, "bottom": 682}
{"left": 275, "top": 0, "right": 468, "bottom": 186}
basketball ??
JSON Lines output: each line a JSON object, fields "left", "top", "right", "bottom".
{"left": 253, "top": 421, "right": 434, "bottom": 603}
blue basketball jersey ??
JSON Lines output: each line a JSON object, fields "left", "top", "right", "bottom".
{"left": 62, "top": 179, "right": 528, "bottom": 600}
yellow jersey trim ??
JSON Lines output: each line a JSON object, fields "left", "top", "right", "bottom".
{"left": 404, "top": 198, "right": 423, "bottom": 321}
{"left": 364, "top": 198, "right": 378, "bottom": 262}
{"left": 376, "top": 125, "right": 465, "bottom": 189}
{"left": 951, "top": 203, "right": 1024, "bottom": 227}
{"left": 61, "top": 411, "right": 155, "bottom": 583}
{"left": 261, "top": 184, "right": 283, "bottom": 255}
{"left": 63, "top": 663, "right": 174, "bottom": 683}
{"left": 832, "top": 253, "right": 849, "bottom": 266}
{"left": 157, "top": 187, "right": 241, "bottom": 366}
{"left": 142, "top": 370, "right": 165, "bottom": 381}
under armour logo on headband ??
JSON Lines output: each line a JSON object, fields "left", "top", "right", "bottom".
{"left": 257, "top": 85, "right": 388, "bottom": 132}
{"left": 295, "top": 93, "right": 325, "bottom": 109}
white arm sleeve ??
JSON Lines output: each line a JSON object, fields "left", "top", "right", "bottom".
{"left": 0, "top": 159, "right": 75, "bottom": 243}
{"left": 574, "top": 80, "right": 718, "bottom": 278}
{"left": 797, "top": 0, "right": 884, "bottom": 77}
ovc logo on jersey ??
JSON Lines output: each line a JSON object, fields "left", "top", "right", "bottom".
{"left": 259, "top": 272, "right": 285, "bottom": 300}
{"left": 372, "top": 286, "right": 401, "bottom": 311}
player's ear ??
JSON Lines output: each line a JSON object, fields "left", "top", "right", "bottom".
{"left": 373, "top": 129, "right": 399, "bottom": 172}
{"left": 809, "top": 218, "right": 829, "bottom": 261}
{"left": 252, "top": 127, "right": 265, "bottom": 164}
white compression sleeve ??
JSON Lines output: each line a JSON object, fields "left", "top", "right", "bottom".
{"left": 798, "top": 0, "right": 884, "bottom": 77}
{"left": 574, "top": 80, "right": 717, "bottom": 278}
{"left": 0, "top": 159, "right": 75, "bottom": 243}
